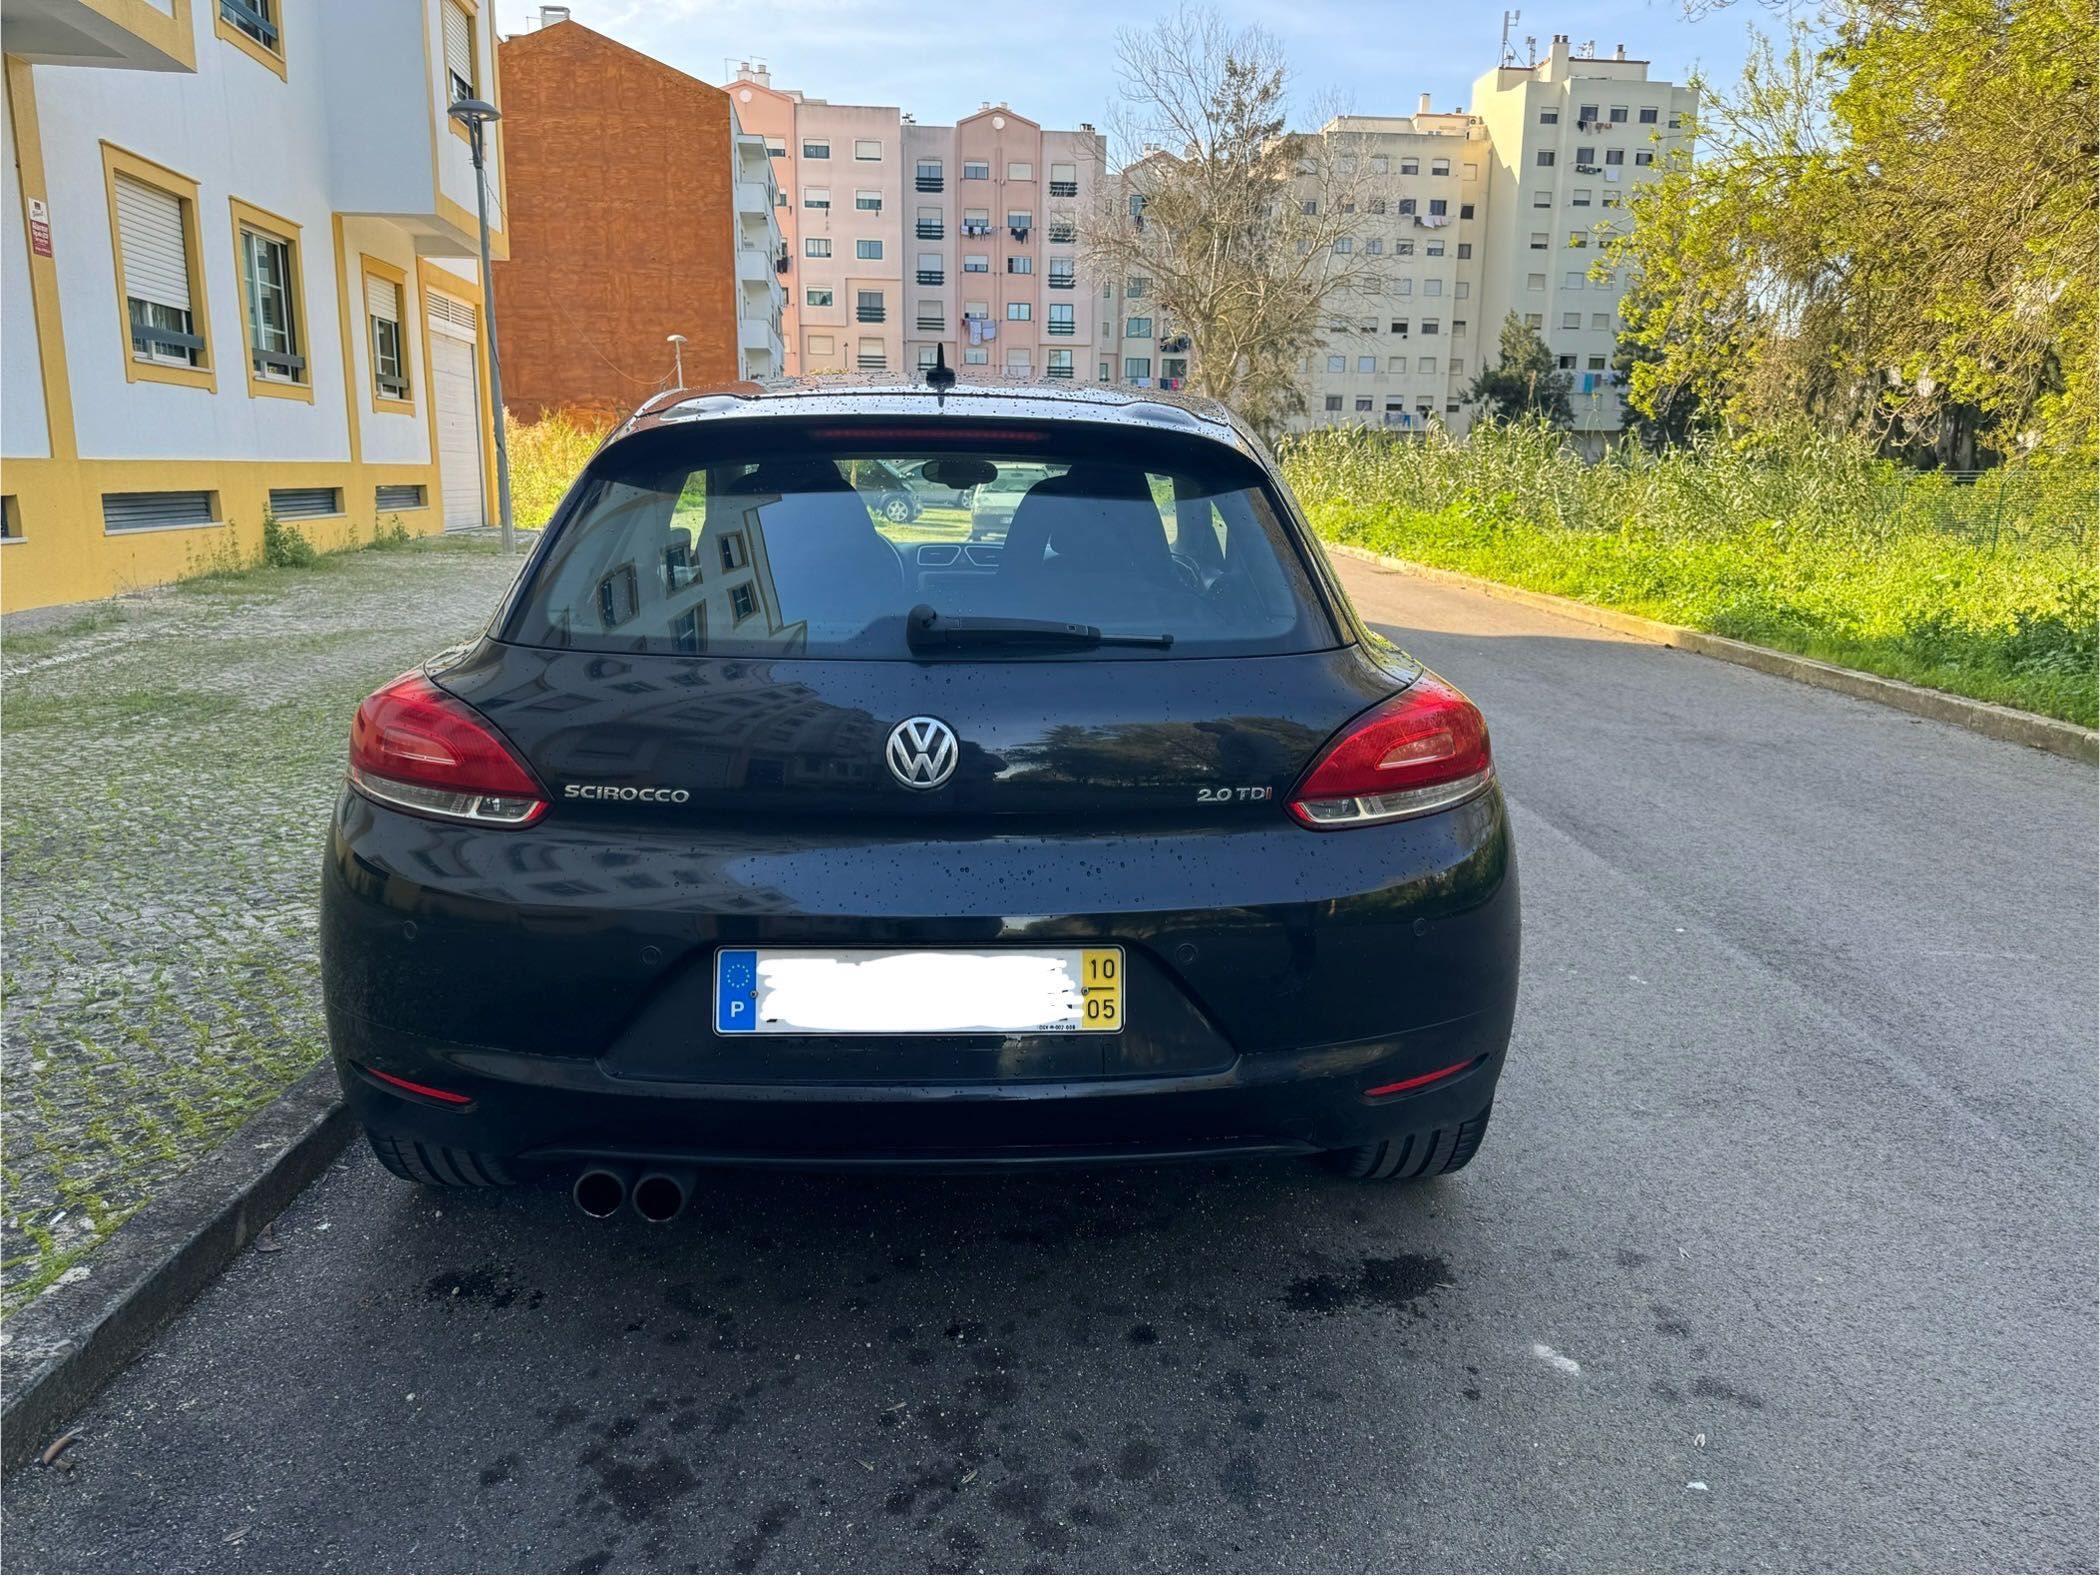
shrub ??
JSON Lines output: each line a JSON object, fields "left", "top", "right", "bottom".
{"left": 258, "top": 512, "right": 318, "bottom": 569}
{"left": 507, "top": 407, "right": 614, "bottom": 529}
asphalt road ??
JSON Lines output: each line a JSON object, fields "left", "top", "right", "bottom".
{"left": 7, "top": 561, "right": 2095, "bottom": 1575}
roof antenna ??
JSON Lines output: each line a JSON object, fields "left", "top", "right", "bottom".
{"left": 925, "top": 341, "right": 956, "bottom": 406}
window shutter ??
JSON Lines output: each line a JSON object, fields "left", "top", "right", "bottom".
{"left": 114, "top": 176, "right": 190, "bottom": 312}
{"left": 103, "top": 490, "right": 214, "bottom": 531}
{"left": 442, "top": 2, "right": 473, "bottom": 91}
{"left": 268, "top": 486, "right": 342, "bottom": 519}
{"left": 426, "top": 293, "right": 477, "bottom": 338}
{"left": 365, "top": 273, "right": 400, "bottom": 324}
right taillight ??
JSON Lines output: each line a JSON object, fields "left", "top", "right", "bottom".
{"left": 1289, "top": 675, "right": 1494, "bottom": 829}
{"left": 348, "top": 671, "right": 547, "bottom": 826}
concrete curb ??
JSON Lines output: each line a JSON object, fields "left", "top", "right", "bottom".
{"left": 1328, "top": 543, "right": 2100, "bottom": 765}
{"left": 1, "top": 1065, "right": 351, "bottom": 1472}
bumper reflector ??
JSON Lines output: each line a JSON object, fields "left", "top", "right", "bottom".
{"left": 365, "top": 1066, "right": 472, "bottom": 1105}
{"left": 1364, "top": 1058, "right": 1479, "bottom": 1099}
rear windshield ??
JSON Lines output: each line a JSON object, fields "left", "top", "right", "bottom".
{"left": 503, "top": 422, "right": 1335, "bottom": 659}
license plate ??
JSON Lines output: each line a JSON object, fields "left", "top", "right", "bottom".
{"left": 714, "top": 947, "right": 1123, "bottom": 1035}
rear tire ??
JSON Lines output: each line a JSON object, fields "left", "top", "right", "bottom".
{"left": 366, "top": 1132, "right": 515, "bottom": 1188}
{"left": 1325, "top": 1104, "right": 1492, "bottom": 1181}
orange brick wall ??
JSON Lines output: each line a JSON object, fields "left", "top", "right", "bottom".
{"left": 491, "top": 21, "right": 737, "bottom": 423}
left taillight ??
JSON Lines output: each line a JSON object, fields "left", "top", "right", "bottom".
{"left": 1289, "top": 674, "right": 1494, "bottom": 829}
{"left": 348, "top": 671, "right": 547, "bottom": 827}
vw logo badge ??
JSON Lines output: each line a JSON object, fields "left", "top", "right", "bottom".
{"left": 886, "top": 715, "right": 959, "bottom": 791}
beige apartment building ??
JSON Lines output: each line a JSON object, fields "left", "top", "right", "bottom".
{"left": 723, "top": 65, "right": 1111, "bottom": 382}
{"left": 1300, "top": 37, "right": 1693, "bottom": 445}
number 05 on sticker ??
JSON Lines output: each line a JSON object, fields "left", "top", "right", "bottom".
{"left": 714, "top": 947, "right": 1125, "bottom": 1035}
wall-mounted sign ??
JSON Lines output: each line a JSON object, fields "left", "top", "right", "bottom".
{"left": 27, "top": 197, "right": 51, "bottom": 257}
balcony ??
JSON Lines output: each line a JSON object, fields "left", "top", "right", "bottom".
{"left": 1048, "top": 227, "right": 1076, "bottom": 245}
{"left": 915, "top": 222, "right": 944, "bottom": 240}
{"left": 1045, "top": 365, "right": 1074, "bottom": 378}
{"left": 1048, "top": 273, "right": 1075, "bottom": 290}
{"left": 916, "top": 176, "right": 944, "bottom": 192}
{"left": 857, "top": 355, "right": 887, "bottom": 371}
{"left": 959, "top": 222, "right": 993, "bottom": 238}
{"left": 857, "top": 306, "right": 886, "bottom": 323}
{"left": 915, "top": 269, "right": 944, "bottom": 286}
{"left": 1049, "top": 180, "right": 1079, "bottom": 197}
{"left": 2, "top": 0, "right": 194, "bottom": 69}
{"left": 739, "top": 317, "right": 778, "bottom": 352}
{"left": 1048, "top": 322, "right": 1075, "bottom": 336}
{"left": 915, "top": 318, "right": 945, "bottom": 333}
{"left": 735, "top": 179, "right": 772, "bottom": 214}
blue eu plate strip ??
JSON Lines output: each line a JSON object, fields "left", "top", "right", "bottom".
{"left": 716, "top": 949, "right": 758, "bottom": 1033}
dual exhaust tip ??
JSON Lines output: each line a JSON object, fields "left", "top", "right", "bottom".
{"left": 572, "top": 1165, "right": 694, "bottom": 1223}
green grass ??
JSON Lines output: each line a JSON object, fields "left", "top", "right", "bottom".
{"left": 1281, "top": 423, "right": 2099, "bottom": 728}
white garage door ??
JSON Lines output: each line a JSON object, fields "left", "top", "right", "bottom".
{"left": 429, "top": 301, "right": 485, "bottom": 531}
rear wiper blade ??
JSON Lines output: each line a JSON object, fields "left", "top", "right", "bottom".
{"left": 905, "top": 604, "right": 1174, "bottom": 653}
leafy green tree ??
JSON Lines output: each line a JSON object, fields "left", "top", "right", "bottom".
{"left": 1467, "top": 314, "right": 1572, "bottom": 427}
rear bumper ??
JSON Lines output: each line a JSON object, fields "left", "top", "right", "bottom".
{"left": 330, "top": 1001, "right": 1512, "bottom": 1170}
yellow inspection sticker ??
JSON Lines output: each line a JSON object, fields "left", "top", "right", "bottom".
{"left": 1079, "top": 947, "right": 1123, "bottom": 1032}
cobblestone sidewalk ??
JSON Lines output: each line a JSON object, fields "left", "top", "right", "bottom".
{"left": 1, "top": 539, "right": 528, "bottom": 1314}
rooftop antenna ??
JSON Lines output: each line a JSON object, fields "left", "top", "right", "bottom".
{"left": 925, "top": 341, "right": 956, "bottom": 406}
{"left": 1499, "top": 10, "right": 1521, "bottom": 67}
{"left": 1525, "top": 33, "right": 1537, "bottom": 64}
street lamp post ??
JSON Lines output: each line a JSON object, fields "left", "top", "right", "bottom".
{"left": 667, "top": 333, "right": 688, "bottom": 389}
{"left": 446, "top": 97, "right": 515, "bottom": 555}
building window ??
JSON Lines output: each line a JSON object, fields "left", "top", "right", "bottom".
{"left": 1333, "top": 237, "right": 1352, "bottom": 254}
{"left": 1369, "top": 156, "right": 1388, "bottom": 174}
{"left": 1456, "top": 242, "right": 1472, "bottom": 259}
{"left": 1366, "top": 239, "right": 1384, "bottom": 256}
{"left": 916, "top": 159, "right": 943, "bottom": 189}
{"left": 1530, "top": 232, "right": 1549, "bottom": 250}
{"left": 109, "top": 159, "right": 210, "bottom": 381}
{"left": 1396, "top": 241, "right": 1415, "bottom": 257}
{"left": 916, "top": 254, "right": 942, "bottom": 284}
{"left": 1049, "top": 303, "right": 1075, "bottom": 334}
{"left": 1007, "top": 255, "right": 1032, "bottom": 274}
{"left": 1005, "top": 347, "right": 1032, "bottom": 372}
{"left": 1048, "top": 260, "right": 1076, "bottom": 288}
{"left": 1431, "top": 158, "right": 1450, "bottom": 176}
{"left": 1125, "top": 357, "right": 1151, "bottom": 380}
{"left": 1568, "top": 231, "right": 1589, "bottom": 248}
{"left": 102, "top": 490, "right": 218, "bottom": 532}
{"left": 805, "top": 237, "right": 831, "bottom": 257}
{"left": 803, "top": 140, "right": 830, "bottom": 159}
{"left": 855, "top": 239, "right": 882, "bottom": 260}
{"left": 856, "top": 289, "right": 885, "bottom": 322}
{"left": 1007, "top": 161, "right": 1032, "bottom": 180}
{"left": 1423, "top": 279, "right": 1442, "bottom": 297}
{"left": 1587, "top": 353, "right": 1607, "bottom": 369}
{"left": 1399, "top": 198, "right": 1417, "bottom": 216}
{"left": 730, "top": 583, "right": 758, "bottom": 622}
{"left": 1046, "top": 348, "right": 1074, "bottom": 377}
{"left": 1426, "top": 242, "right": 1444, "bottom": 256}
{"left": 1417, "top": 356, "right": 1436, "bottom": 374}
{"left": 1540, "top": 108, "right": 1559, "bottom": 124}
{"left": 803, "top": 187, "right": 830, "bottom": 209}
{"left": 855, "top": 190, "right": 883, "bottom": 211}
{"left": 1452, "top": 319, "right": 1467, "bottom": 337}
{"left": 1576, "top": 146, "right": 1595, "bottom": 165}
{"left": 1324, "top": 395, "right": 1343, "bottom": 412}
{"left": 916, "top": 207, "right": 943, "bottom": 238}
{"left": 1389, "top": 320, "right": 1408, "bottom": 336}
{"left": 1460, "top": 203, "right": 1474, "bottom": 220}
{"left": 1536, "top": 150, "right": 1555, "bottom": 167}
{"left": 1532, "top": 190, "right": 1552, "bottom": 208}
{"left": 1326, "top": 354, "right": 1345, "bottom": 373}
{"left": 1099, "top": 359, "right": 1112, "bottom": 382}
{"left": 1635, "top": 150, "right": 1655, "bottom": 166}
{"left": 1354, "top": 396, "right": 1372, "bottom": 412}
{"left": 916, "top": 299, "right": 945, "bottom": 330}
{"left": 963, "top": 160, "right": 990, "bottom": 180}
{"left": 1006, "top": 211, "right": 1032, "bottom": 234}
{"left": 1007, "top": 302, "right": 1032, "bottom": 320}
{"left": 1579, "top": 104, "right": 1599, "bottom": 122}
{"left": 1399, "top": 157, "right": 1418, "bottom": 175}
{"left": 1670, "top": 113, "right": 1684, "bottom": 128}
{"left": 1606, "top": 148, "right": 1625, "bottom": 166}
{"left": 1565, "top": 271, "right": 1585, "bottom": 288}
{"left": 1455, "top": 281, "right": 1470, "bottom": 299}
{"left": 217, "top": 0, "right": 282, "bottom": 68}
{"left": 1572, "top": 188, "right": 1592, "bottom": 207}
{"left": 853, "top": 139, "right": 882, "bottom": 161}
{"left": 1526, "top": 274, "right": 1545, "bottom": 293}
{"left": 1, "top": 495, "right": 21, "bottom": 539}
{"left": 718, "top": 531, "right": 749, "bottom": 571}
{"left": 1524, "top": 312, "right": 1543, "bottom": 328}
{"left": 807, "top": 333, "right": 835, "bottom": 357}
{"left": 364, "top": 262, "right": 410, "bottom": 404}
{"left": 961, "top": 207, "right": 991, "bottom": 235}
{"left": 1356, "top": 355, "right": 1376, "bottom": 373}
{"left": 1049, "top": 163, "right": 1078, "bottom": 195}
{"left": 1126, "top": 276, "right": 1148, "bottom": 299}
{"left": 1592, "top": 312, "right": 1611, "bottom": 331}
{"left": 1126, "top": 316, "right": 1152, "bottom": 338}
{"left": 1393, "top": 278, "right": 1413, "bottom": 297}
{"left": 964, "top": 254, "right": 989, "bottom": 273}
{"left": 442, "top": 0, "right": 477, "bottom": 102}
{"left": 1557, "top": 354, "right": 1577, "bottom": 369}
{"left": 965, "top": 347, "right": 990, "bottom": 365}
{"left": 1609, "top": 105, "right": 1629, "bottom": 123}
{"left": 1428, "top": 199, "right": 1447, "bottom": 217}
{"left": 1639, "top": 106, "right": 1659, "bottom": 124}
{"left": 1420, "top": 318, "right": 1439, "bottom": 335}
{"left": 235, "top": 204, "right": 306, "bottom": 390}
{"left": 806, "top": 287, "right": 834, "bottom": 306}
{"left": 917, "top": 346, "right": 939, "bottom": 371}
{"left": 1562, "top": 311, "right": 1582, "bottom": 330}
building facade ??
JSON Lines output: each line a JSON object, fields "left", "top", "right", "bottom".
{"left": 724, "top": 66, "right": 1112, "bottom": 384}
{"left": 2, "top": 0, "right": 511, "bottom": 614}
{"left": 490, "top": 17, "right": 783, "bottom": 421}
{"left": 1294, "top": 41, "right": 1692, "bottom": 444}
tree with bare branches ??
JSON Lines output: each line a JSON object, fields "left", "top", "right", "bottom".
{"left": 1079, "top": 7, "right": 1387, "bottom": 439}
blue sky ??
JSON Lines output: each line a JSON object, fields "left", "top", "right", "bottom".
{"left": 500, "top": 1, "right": 1762, "bottom": 133}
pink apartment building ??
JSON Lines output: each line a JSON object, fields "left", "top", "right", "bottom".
{"left": 727, "top": 65, "right": 1114, "bottom": 382}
